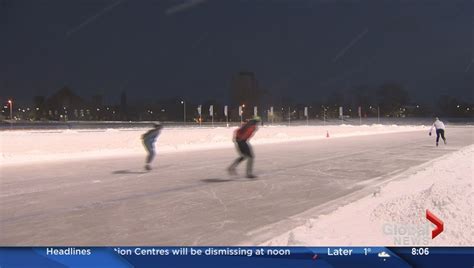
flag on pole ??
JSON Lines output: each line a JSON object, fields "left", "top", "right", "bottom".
{"left": 238, "top": 106, "right": 243, "bottom": 116}
{"left": 358, "top": 106, "right": 362, "bottom": 117}
{"left": 254, "top": 106, "right": 257, "bottom": 116}
{"left": 209, "top": 105, "right": 213, "bottom": 115}
{"left": 304, "top": 107, "right": 308, "bottom": 117}
{"left": 339, "top": 106, "right": 343, "bottom": 117}
{"left": 270, "top": 106, "right": 274, "bottom": 116}
{"left": 224, "top": 105, "right": 228, "bottom": 116}
{"left": 197, "top": 105, "right": 202, "bottom": 116}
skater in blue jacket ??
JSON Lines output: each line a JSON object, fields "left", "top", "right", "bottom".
{"left": 142, "top": 123, "right": 163, "bottom": 170}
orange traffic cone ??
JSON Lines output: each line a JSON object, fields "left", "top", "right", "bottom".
{"left": 326, "top": 131, "right": 330, "bottom": 138}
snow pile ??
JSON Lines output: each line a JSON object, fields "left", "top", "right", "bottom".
{"left": 262, "top": 145, "right": 473, "bottom": 246}
{"left": 1, "top": 125, "right": 424, "bottom": 166}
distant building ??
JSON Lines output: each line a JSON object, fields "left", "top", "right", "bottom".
{"left": 44, "top": 86, "right": 89, "bottom": 120}
{"left": 92, "top": 94, "right": 103, "bottom": 108}
{"left": 231, "top": 72, "right": 259, "bottom": 106}
{"left": 230, "top": 72, "right": 264, "bottom": 118}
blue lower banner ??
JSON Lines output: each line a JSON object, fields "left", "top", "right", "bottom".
{"left": 0, "top": 247, "right": 472, "bottom": 267}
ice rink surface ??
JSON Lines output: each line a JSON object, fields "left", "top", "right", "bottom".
{"left": 1, "top": 127, "right": 472, "bottom": 245}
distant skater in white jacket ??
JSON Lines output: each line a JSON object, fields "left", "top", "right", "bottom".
{"left": 429, "top": 117, "right": 447, "bottom": 147}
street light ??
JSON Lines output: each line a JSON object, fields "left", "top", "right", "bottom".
{"left": 181, "top": 100, "right": 186, "bottom": 125}
{"left": 7, "top": 100, "right": 12, "bottom": 120}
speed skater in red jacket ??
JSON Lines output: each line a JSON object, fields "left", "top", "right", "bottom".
{"left": 228, "top": 116, "right": 260, "bottom": 178}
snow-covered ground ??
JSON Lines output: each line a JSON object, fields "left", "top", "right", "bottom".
{"left": 1, "top": 124, "right": 424, "bottom": 166}
{"left": 262, "top": 145, "right": 473, "bottom": 246}
{"left": 1, "top": 127, "right": 472, "bottom": 245}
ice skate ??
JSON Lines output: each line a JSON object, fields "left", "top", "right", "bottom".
{"left": 227, "top": 166, "right": 237, "bottom": 176}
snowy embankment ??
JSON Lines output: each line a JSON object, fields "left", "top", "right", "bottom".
{"left": 262, "top": 145, "right": 473, "bottom": 246}
{"left": 1, "top": 124, "right": 424, "bottom": 166}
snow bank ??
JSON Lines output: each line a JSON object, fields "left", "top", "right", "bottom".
{"left": 262, "top": 145, "right": 473, "bottom": 246}
{"left": 1, "top": 125, "right": 424, "bottom": 166}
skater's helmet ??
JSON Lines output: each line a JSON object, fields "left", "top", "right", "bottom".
{"left": 251, "top": 116, "right": 261, "bottom": 122}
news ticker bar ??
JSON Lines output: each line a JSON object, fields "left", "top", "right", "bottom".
{"left": 0, "top": 247, "right": 472, "bottom": 268}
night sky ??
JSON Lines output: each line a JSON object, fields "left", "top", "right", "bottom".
{"left": 1, "top": 0, "right": 473, "bottom": 105}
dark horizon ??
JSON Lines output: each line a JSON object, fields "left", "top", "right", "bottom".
{"left": 1, "top": 0, "right": 473, "bottom": 106}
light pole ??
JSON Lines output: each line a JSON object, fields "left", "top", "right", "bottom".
{"left": 224, "top": 105, "right": 229, "bottom": 127}
{"left": 181, "top": 100, "right": 186, "bottom": 125}
{"left": 270, "top": 106, "right": 274, "bottom": 124}
{"left": 322, "top": 105, "right": 326, "bottom": 125}
{"left": 288, "top": 106, "right": 291, "bottom": 126}
{"left": 8, "top": 100, "right": 13, "bottom": 120}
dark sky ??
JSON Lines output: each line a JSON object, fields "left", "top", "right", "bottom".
{"left": 1, "top": 0, "right": 473, "bottom": 105}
